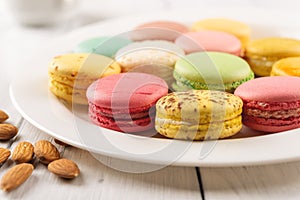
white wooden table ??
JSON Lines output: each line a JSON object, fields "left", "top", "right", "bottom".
{"left": 1, "top": 0, "right": 300, "bottom": 199}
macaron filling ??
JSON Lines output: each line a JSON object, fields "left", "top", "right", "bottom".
{"left": 242, "top": 99, "right": 300, "bottom": 127}
{"left": 173, "top": 70, "right": 254, "bottom": 92}
{"left": 245, "top": 107, "right": 300, "bottom": 119}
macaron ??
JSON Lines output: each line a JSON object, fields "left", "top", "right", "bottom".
{"left": 86, "top": 73, "right": 168, "bottom": 132}
{"left": 175, "top": 30, "right": 242, "bottom": 56}
{"left": 115, "top": 40, "right": 185, "bottom": 85}
{"left": 73, "top": 36, "right": 132, "bottom": 57}
{"left": 132, "top": 20, "right": 189, "bottom": 41}
{"left": 172, "top": 52, "right": 254, "bottom": 93}
{"left": 155, "top": 90, "right": 243, "bottom": 140}
{"left": 48, "top": 53, "right": 121, "bottom": 105}
{"left": 191, "top": 18, "right": 251, "bottom": 48}
{"left": 245, "top": 37, "right": 300, "bottom": 76}
{"left": 271, "top": 57, "right": 300, "bottom": 76}
{"left": 234, "top": 76, "right": 300, "bottom": 132}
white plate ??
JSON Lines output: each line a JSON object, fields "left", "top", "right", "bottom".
{"left": 9, "top": 7, "right": 300, "bottom": 167}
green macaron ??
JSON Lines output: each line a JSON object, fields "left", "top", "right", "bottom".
{"left": 74, "top": 36, "right": 132, "bottom": 58}
{"left": 172, "top": 52, "right": 254, "bottom": 92}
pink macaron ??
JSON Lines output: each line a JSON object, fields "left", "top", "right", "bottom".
{"left": 86, "top": 73, "right": 168, "bottom": 133}
{"left": 175, "top": 30, "right": 242, "bottom": 55}
{"left": 132, "top": 20, "right": 189, "bottom": 41}
{"left": 234, "top": 76, "right": 300, "bottom": 132}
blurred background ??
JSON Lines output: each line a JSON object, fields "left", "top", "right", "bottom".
{"left": 0, "top": 0, "right": 299, "bottom": 92}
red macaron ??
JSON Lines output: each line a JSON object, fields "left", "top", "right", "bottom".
{"left": 234, "top": 76, "right": 300, "bottom": 132}
{"left": 86, "top": 73, "right": 168, "bottom": 133}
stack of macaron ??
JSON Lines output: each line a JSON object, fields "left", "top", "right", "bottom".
{"left": 48, "top": 17, "right": 300, "bottom": 139}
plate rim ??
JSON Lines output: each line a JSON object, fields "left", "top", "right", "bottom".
{"left": 9, "top": 6, "right": 300, "bottom": 167}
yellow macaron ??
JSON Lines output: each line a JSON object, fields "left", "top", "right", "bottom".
{"left": 271, "top": 57, "right": 300, "bottom": 76}
{"left": 191, "top": 18, "right": 251, "bottom": 48}
{"left": 245, "top": 38, "right": 300, "bottom": 77}
{"left": 48, "top": 53, "right": 121, "bottom": 104}
{"left": 155, "top": 90, "right": 243, "bottom": 140}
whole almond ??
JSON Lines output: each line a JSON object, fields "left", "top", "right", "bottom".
{"left": 48, "top": 158, "right": 80, "bottom": 179}
{"left": 34, "top": 140, "right": 60, "bottom": 164}
{"left": 0, "top": 148, "right": 11, "bottom": 164}
{"left": 0, "top": 163, "right": 34, "bottom": 191}
{"left": 0, "top": 110, "right": 9, "bottom": 123}
{"left": 0, "top": 124, "right": 18, "bottom": 140}
{"left": 12, "top": 141, "right": 34, "bottom": 163}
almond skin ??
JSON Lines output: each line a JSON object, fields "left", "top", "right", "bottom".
{"left": 0, "top": 148, "right": 11, "bottom": 164}
{"left": 48, "top": 158, "right": 80, "bottom": 179}
{"left": 12, "top": 141, "right": 34, "bottom": 164}
{"left": 0, "top": 163, "right": 34, "bottom": 191}
{"left": 34, "top": 140, "right": 60, "bottom": 164}
{"left": 0, "top": 124, "right": 18, "bottom": 140}
{"left": 0, "top": 110, "right": 9, "bottom": 123}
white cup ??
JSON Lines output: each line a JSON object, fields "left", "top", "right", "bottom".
{"left": 6, "top": 0, "right": 77, "bottom": 26}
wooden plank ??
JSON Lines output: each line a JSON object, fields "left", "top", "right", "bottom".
{"left": 63, "top": 148, "right": 202, "bottom": 200}
{"left": 98, "top": 164, "right": 201, "bottom": 200}
{"left": 0, "top": 121, "right": 202, "bottom": 199}
{"left": 200, "top": 163, "right": 300, "bottom": 200}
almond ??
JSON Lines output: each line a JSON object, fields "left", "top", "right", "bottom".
{"left": 0, "top": 110, "right": 9, "bottom": 123}
{"left": 0, "top": 163, "right": 34, "bottom": 191}
{"left": 34, "top": 140, "right": 60, "bottom": 164}
{"left": 12, "top": 141, "right": 34, "bottom": 163}
{"left": 0, "top": 148, "right": 11, "bottom": 164}
{"left": 48, "top": 158, "right": 80, "bottom": 179}
{"left": 0, "top": 124, "right": 18, "bottom": 140}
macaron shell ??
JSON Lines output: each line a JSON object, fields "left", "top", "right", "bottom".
{"left": 191, "top": 18, "right": 250, "bottom": 47}
{"left": 49, "top": 81, "right": 87, "bottom": 104}
{"left": 175, "top": 31, "right": 242, "bottom": 55}
{"left": 90, "top": 112, "right": 154, "bottom": 133}
{"left": 136, "top": 20, "right": 189, "bottom": 33}
{"left": 74, "top": 36, "right": 132, "bottom": 57}
{"left": 115, "top": 40, "right": 184, "bottom": 85}
{"left": 133, "top": 20, "right": 189, "bottom": 41}
{"left": 271, "top": 57, "right": 300, "bottom": 76}
{"left": 155, "top": 115, "right": 242, "bottom": 140}
{"left": 234, "top": 76, "right": 300, "bottom": 102}
{"left": 115, "top": 40, "right": 185, "bottom": 62}
{"left": 89, "top": 104, "right": 155, "bottom": 133}
{"left": 174, "top": 52, "right": 252, "bottom": 83}
{"left": 156, "top": 90, "right": 243, "bottom": 124}
{"left": 246, "top": 38, "right": 300, "bottom": 57}
{"left": 244, "top": 57, "right": 275, "bottom": 77}
{"left": 49, "top": 53, "right": 120, "bottom": 79}
{"left": 242, "top": 116, "right": 300, "bottom": 133}
{"left": 87, "top": 73, "right": 168, "bottom": 109}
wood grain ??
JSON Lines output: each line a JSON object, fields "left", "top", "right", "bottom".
{"left": 0, "top": 115, "right": 201, "bottom": 199}
{"left": 201, "top": 163, "right": 300, "bottom": 200}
